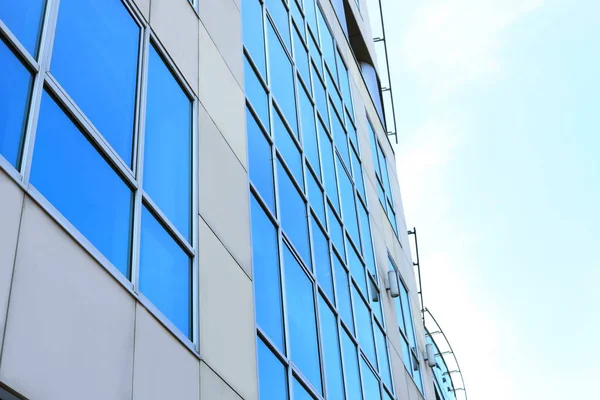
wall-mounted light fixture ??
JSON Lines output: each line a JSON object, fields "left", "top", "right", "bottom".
{"left": 386, "top": 269, "right": 400, "bottom": 298}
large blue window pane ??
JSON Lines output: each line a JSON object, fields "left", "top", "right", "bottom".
{"left": 358, "top": 202, "right": 376, "bottom": 277}
{"left": 319, "top": 296, "right": 345, "bottom": 400}
{"left": 31, "top": 91, "right": 132, "bottom": 276}
{"left": 334, "top": 255, "right": 353, "bottom": 333}
{"left": 308, "top": 31, "right": 322, "bottom": 75}
{"left": 52, "top": 0, "right": 139, "bottom": 166}
{"left": 375, "top": 326, "right": 393, "bottom": 389}
{"left": 144, "top": 45, "right": 191, "bottom": 240}
{"left": 353, "top": 286, "right": 376, "bottom": 365}
{"left": 0, "top": 0, "right": 45, "bottom": 57}
{"left": 307, "top": 169, "right": 325, "bottom": 223}
{"left": 266, "top": 0, "right": 290, "bottom": 50}
{"left": 400, "top": 285, "right": 417, "bottom": 349}
{"left": 370, "top": 278, "right": 383, "bottom": 322}
{"left": 337, "top": 157, "right": 359, "bottom": 246}
{"left": 368, "top": 121, "right": 381, "bottom": 176}
{"left": 0, "top": 39, "right": 32, "bottom": 168}
{"left": 284, "top": 244, "right": 322, "bottom": 394}
{"left": 299, "top": 86, "right": 320, "bottom": 178}
{"left": 247, "top": 108, "right": 275, "bottom": 211}
{"left": 351, "top": 147, "right": 365, "bottom": 199}
{"left": 139, "top": 207, "right": 191, "bottom": 337}
{"left": 317, "top": 9, "right": 336, "bottom": 74}
{"left": 251, "top": 196, "right": 284, "bottom": 350}
{"left": 268, "top": 21, "right": 297, "bottom": 136}
{"left": 304, "top": 0, "right": 318, "bottom": 36}
{"left": 313, "top": 67, "right": 329, "bottom": 125}
{"left": 291, "top": 0, "right": 304, "bottom": 40}
{"left": 327, "top": 72, "right": 343, "bottom": 117}
{"left": 347, "top": 115, "right": 358, "bottom": 149}
{"left": 293, "top": 379, "right": 315, "bottom": 400}
{"left": 328, "top": 204, "right": 344, "bottom": 259}
{"left": 274, "top": 109, "right": 303, "bottom": 187}
{"left": 332, "top": 110, "right": 349, "bottom": 168}
{"left": 348, "top": 245, "right": 366, "bottom": 295}
{"left": 277, "top": 161, "right": 310, "bottom": 266}
{"left": 294, "top": 28, "right": 310, "bottom": 86}
{"left": 312, "top": 218, "right": 333, "bottom": 300}
{"left": 360, "top": 359, "right": 381, "bottom": 400}
{"left": 341, "top": 331, "right": 363, "bottom": 400}
{"left": 242, "top": 0, "right": 266, "bottom": 77}
{"left": 414, "top": 363, "right": 424, "bottom": 393}
{"left": 336, "top": 51, "right": 353, "bottom": 114}
{"left": 245, "top": 56, "right": 270, "bottom": 132}
{"left": 258, "top": 338, "right": 288, "bottom": 400}
{"left": 400, "top": 335, "right": 411, "bottom": 371}
{"left": 319, "top": 123, "right": 338, "bottom": 210}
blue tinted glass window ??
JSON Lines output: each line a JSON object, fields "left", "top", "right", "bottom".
{"left": 293, "top": 28, "right": 310, "bottom": 86}
{"left": 144, "top": 45, "right": 191, "bottom": 240}
{"left": 245, "top": 56, "right": 270, "bottom": 133}
{"left": 251, "top": 196, "right": 284, "bottom": 350}
{"left": 139, "top": 207, "right": 191, "bottom": 337}
{"left": 332, "top": 110, "right": 349, "bottom": 168}
{"left": 319, "top": 296, "right": 345, "bottom": 399}
{"left": 266, "top": 0, "right": 290, "bottom": 50}
{"left": 317, "top": 9, "right": 336, "bottom": 73}
{"left": 358, "top": 201, "right": 376, "bottom": 276}
{"left": 370, "top": 278, "right": 383, "bottom": 322}
{"left": 319, "top": 124, "right": 339, "bottom": 210}
{"left": 378, "top": 144, "right": 392, "bottom": 196}
{"left": 277, "top": 161, "right": 310, "bottom": 265}
{"left": 337, "top": 157, "right": 359, "bottom": 246}
{"left": 312, "top": 218, "right": 333, "bottom": 299}
{"left": 242, "top": 0, "right": 266, "bottom": 77}
{"left": 348, "top": 245, "right": 366, "bottom": 295}
{"left": 400, "top": 335, "right": 411, "bottom": 372}
{"left": 341, "top": 330, "right": 363, "bottom": 400}
{"left": 304, "top": 0, "right": 318, "bottom": 38}
{"left": 258, "top": 338, "right": 288, "bottom": 400}
{"left": 347, "top": 116, "right": 358, "bottom": 148}
{"left": 361, "top": 358, "right": 381, "bottom": 400}
{"left": 31, "top": 91, "right": 132, "bottom": 277}
{"left": 299, "top": 86, "right": 320, "bottom": 178}
{"left": 375, "top": 325, "right": 393, "bottom": 389}
{"left": 308, "top": 31, "right": 322, "bottom": 75}
{"left": 268, "top": 21, "right": 297, "bottom": 136}
{"left": 327, "top": 72, "right": 343, "bottom": 116}
{"left": 283, "top": 244, "right": 322, "bottom": 393}
{"left": 0, "top": 39, "right": 32, "bottom": 168}
{"left": 293, "top": 379, "right": 314, "bottom": 400}
{"left": 52, "top": 0, "right": 139, "bottom": 166}
{"left": 0, "top": 0, "right": 45, "bottom": 57}
{"left": 400, "top": 285, "right": 417, "bottom": 349}
{"left": 334, "top": 255, "right": 353, "bottom": 333}
{"left": 351, "top": 147, "right": 365, "bottom": 198}
{"left": 274, "top": 109, "right": 303, "bottom": 186}
{"left": 353, "top": 286, "right": 376, "bottom": 364}
{"left": 328, "top": 204, "right": 344, "bottom": 258}
{"left": 313, "top": 67, "right": 329, "bottom": 125}
{"left": 247, "top": 108, "right": 275, "bottom": 211}
{"left": 291, "top": 0, "right": 304, "bottom": 40}
{"left": 336, "top": 51, "right": 353, "bottom": 114}
{"left": 368, "top": 121, "right": 381, "bottom": 176}
{"left": 307, "top": 169, "right": 325, "bottom": 223}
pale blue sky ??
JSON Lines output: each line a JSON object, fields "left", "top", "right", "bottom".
{"left": 373, "top": 0, "right": 599, "bottom": 398}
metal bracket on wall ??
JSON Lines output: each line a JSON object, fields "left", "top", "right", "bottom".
{"left": 407, "top": 227, "right": 425, "bottom": 323}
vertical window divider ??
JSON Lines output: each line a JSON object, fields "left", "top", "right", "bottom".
{"left": 20, "top": 0, "right": 60, "bottom": 185}
{"left": 130, "top": 26, "right": 150, "bottom": 293}
{"left": 191, "top": 96, "right": 200, "bottom": 349}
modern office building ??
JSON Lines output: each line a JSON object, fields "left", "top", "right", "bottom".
{"left": 0, "top": 0, "right": 465, "bottom": 399}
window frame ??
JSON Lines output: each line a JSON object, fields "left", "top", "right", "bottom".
{"left": 0, "top": 0, "right": 200, "bottom": 352}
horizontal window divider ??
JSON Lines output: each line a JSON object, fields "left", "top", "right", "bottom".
{"left": 243, "top": 48, "right": 270, "bottom": 93}
{"left": 43, "top": 74, "right": 138, "bottom": 188}
{"left": 137, "top": 291, "right": 199, "bottom": 354}
{"left": 250, "top": 183, "right": 279, "bottom": 225}
{"left": 256, "top": 326, "right": 291, "bottom": 367}
{"left": 275, "top": 152, "right": 308, "bottom": 201}
{"left": 0, "top": 157, "right": 25, "bottom": 188}
{"left": 0, "top": 20, "right": 40, "bottom": 73}
{"left": 26, "top": 183, "right": 135, "bottom": 292}
{"left": 290, "top": 365, "right": 325, "bottom": 400}
{"left": 245, "top": 99, "right": 273, "bottom": 143}
{"left": 141, "top": 192, "right": 194, "bottom": 256}
{"left": 271, "top": 99, "right": 299, "bottom": 141}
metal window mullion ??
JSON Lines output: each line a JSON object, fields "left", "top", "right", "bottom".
{"left": 20, "top": 0, "right": 60, "bottom": 184}
{"left": 0, "top": 20, "right": 40, "bottom": 73}
{"left": 130, "top": 27, "right": 151, "bottom": 294}
{"left": 191, "top": 97, "right": 200, "bottom": 348}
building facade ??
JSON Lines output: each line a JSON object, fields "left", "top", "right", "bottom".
{"left": 0, "top": 0, "right": 461, "bottom": 399}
